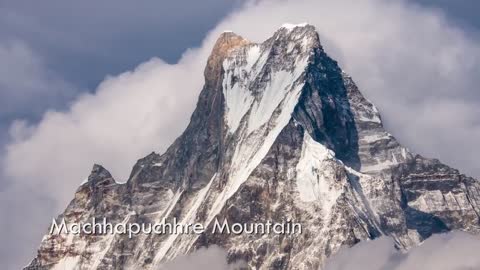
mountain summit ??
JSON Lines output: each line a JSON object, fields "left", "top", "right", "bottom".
{"left": 26, "top": 24, "right": 480, "bottom": 270}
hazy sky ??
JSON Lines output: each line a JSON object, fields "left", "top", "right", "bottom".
{"left": 0, "top": 0, "right": 479, "bottom": 144}
{"left": 1, "top": 0, "right": 478, "bottom": 92}
{"left": 1, "top": 0, "right": 479, "bottom": 269}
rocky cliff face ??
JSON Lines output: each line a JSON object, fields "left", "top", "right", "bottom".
{"left": 26, "top": 24, "right": 480, "bottom": 270}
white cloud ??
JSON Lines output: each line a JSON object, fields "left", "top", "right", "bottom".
{"left": 0, "top": 39, "right": 215, "bottom": 269}
{"left": 0, "top": 41, "right": 77, "bottom": 269}
{"left": 156, "top": 232, "right": 480, "bottom": 270}
{"left": 4, "top": 55, "right": 206, "bottom": 203}
{"left": 2, "top": 0, "right": 480, "bottom": 269}
{"left": 325, "top": 231, "right": 480, "bottom": 270}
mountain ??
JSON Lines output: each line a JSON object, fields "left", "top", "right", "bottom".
{"left": 26, "top": 24, "right": 480, "bottom": 270}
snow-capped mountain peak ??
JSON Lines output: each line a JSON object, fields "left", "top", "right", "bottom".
{"left": 26, "top": 24, "right": 480, "bottom": 270}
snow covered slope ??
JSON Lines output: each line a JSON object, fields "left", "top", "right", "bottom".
{"left": 26, "top": 24, "right": 480, "bottom": 270}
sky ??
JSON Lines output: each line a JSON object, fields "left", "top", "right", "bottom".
{"left": 324, "top": 232, "right": 480, "bottom": 270}
{"left": 1, "top": 0, "right": 480, "bottom": 269}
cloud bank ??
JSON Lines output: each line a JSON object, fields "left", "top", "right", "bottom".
{"left": 2, "top": 0, "right": 480, "bottom": 269}
{"left": 325, "top": 231, "right": 480, "bottom": 270}
{"left": 0, "top": 41, "right": 211, "bottom": 270}
{"left": 145, "top": 232, "right": 480, "bottom": 270}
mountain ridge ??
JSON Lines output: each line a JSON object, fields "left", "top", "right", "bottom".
{"left": 26, "top": 24, "right": 480, "bottom": 270}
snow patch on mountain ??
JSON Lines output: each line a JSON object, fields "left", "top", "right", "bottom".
{"left": 247, "top": 69, "right": 306, "bottom": 133}
{"left": 209, "top": 30, "right": 313, "bottom": 223}
{"left": 282, "top": 23, "right": 309, "bottom": 30}
{"left": 209, "top": 76, "right": 306, "bottom": 223}
{"left": 296, "top": 133, "right": 339, "bottom": 206}
{"left": 223, "top": 45, "right": 264, "bottom": 133}
{"left": 153, "top": 174, "right": 216, "bottom": 265}
{"left": 51, "top": 256, "right": 80, "bottom": 270}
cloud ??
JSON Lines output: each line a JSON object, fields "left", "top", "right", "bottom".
{"left": 3, "top": 54, "right": 205, "bottom": 201}
{"left": 0, "top": 185, "right": 56, "bottom": 270}
{"left": 158, "top": 246, "right": 245, "bottom": 270}
{"left": 325, "top": 231, "right": 480, "bottom": 270}
{"left": 2, "top": 0, "right": 480, "bottom": 269}
{"left": 0, "top": 0, "right": 241, "bottom": 88}
{"left": 0, "top": 45, "right": 210, "bottom": 270}
{"left": 0, "top": 40, "right": 75, "bottom": 120}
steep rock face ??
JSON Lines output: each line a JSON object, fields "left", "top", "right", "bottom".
{"left": 26, "top": 24, "right": 480, "bottom": 270}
